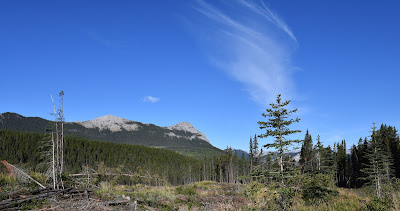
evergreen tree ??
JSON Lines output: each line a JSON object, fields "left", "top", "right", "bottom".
{"left": 356, "top": 137, "right": 370, "bottom": 187}
{"left": 239, "top": 153, "right": 247, "bottom": 183}
{"left": 361, "top": 123, "right": 393, "bottom": 198}
{"left": 377, "top": 125, "right": 399, "bottom": 178}
{"left": 323, "top": 145, "right": 335, "bottom": 187}
{"left": 253, "top": 134, "right": 259, "bottom": 167}
{"left": 300, "top": 129, "right": 313, "bottom": 173}
{"left": 249, "top": 136, "right": 254, "bottom": 173}
{"left": 233, "top": 150, "right": 239, "bottom": 183}
{"left": 314, "top": 135, "right": 323, "bottom": 172}
{"left": 335, "top": 140, "right": 349, "bottom": 187}
{"left": 350, "top": 144, "right": 360, "bottom": 188}
{"left": 257, "top": 94, "right": 301, "bottom": 210}
{"left": 258, "top": 94, "right": 301, "bottom": 172}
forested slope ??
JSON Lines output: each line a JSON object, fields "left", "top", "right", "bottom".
{"left": 0, "top": 130, "right": 204, "bottom": 185}
{"left": 0, "top": 112, "right": 222, "bottom": 158}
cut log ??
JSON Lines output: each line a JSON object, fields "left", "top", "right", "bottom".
{"left": 103, "top": 200, "right": 130, "bottom": 206}
{"left": 0, "top": 188, "right": 71, "bottom": 210}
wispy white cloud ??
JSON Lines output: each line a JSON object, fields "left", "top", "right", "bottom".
{"left": 194, "top": 0, "right": 298, "bottom": 104}
{"left": 143, "top": 96, "right": 160, "bottom": 103}
{"left": 237, "top": 0, "right": 297, "bottom": 42}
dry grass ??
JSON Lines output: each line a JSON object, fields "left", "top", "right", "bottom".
{"left": 93, "top": 182, "right": 376, "bottom": 210}
{"left": 6, "top": 178, "right": 393, "bottom": 210}
{"left": 292, "top": 188, "right": 368, "bottom": 211}
{"left": 390, "top": 191, "right": 400, "bottom": 211}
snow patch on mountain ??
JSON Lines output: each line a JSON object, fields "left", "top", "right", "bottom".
{"left": 167, "top": 122, "right": 210, "bottom": 143}
{"left": 77, "top": 115, "right": 140, "bottom": 132}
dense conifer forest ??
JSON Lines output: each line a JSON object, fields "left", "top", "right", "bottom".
{"left": 0, "top": 130, "right": 251, "bottom": 186}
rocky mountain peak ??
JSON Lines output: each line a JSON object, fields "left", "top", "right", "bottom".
{"left": 167, "top": 122, "right": 210, "bottom": 143}
{"left": 168, "top": 122, "right": 197, "bottom": 133}
{"left": 77, "top": 114, "right": 139, "bottom": 132}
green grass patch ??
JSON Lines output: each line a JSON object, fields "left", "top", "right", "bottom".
{"left": 0, "top": 173, "right": 17, "bottom": 186}
{"left": 176, "top": 185, "right": 196, "bottom": 196}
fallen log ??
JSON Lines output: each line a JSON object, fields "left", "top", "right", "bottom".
{"left": 0, "top": 188, "right": 72, "bottom": 210}
{"left": 30, "top": 187, "right": 53, "bottom": 195}
{"left": 69, "top": 173, "right": 150, "bottom": 178}
{"left": 1, "top": 161, "right": 46, "bottom": 189}
{"left": 103, "top": 200, "right": 130, "bottom": 206}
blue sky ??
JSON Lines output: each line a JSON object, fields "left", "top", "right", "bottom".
{"left": 1, "top": 0, "right": 400, "bottom": 151}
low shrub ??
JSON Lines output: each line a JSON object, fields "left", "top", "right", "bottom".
{"left": 302, "top": 185, "right": 339, "bottom": 205}
{"left": 176, "top": 185, "right": 196, "bottom": 196}
{"left": 367, "top": 197, "right": 392, "bottom": 211}
{"left": 99, "top": 181, "right": 113, "bottom": 194}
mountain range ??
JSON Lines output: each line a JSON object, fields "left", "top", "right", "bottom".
{"left": 0, "top": 112, "right": 222, "bottom": 158}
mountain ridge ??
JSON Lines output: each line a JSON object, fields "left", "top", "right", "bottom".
{"left": 0, "top": 112, "right": 220, "bottom": 158}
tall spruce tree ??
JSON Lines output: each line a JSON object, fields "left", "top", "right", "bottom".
{"left": 258, "top": 94, "right": 301, "bottom": 172}
{"left": 314, "top": 135, "right": 323, "bottom": 172}
{"left": 300, "top": 129, "right": 313, "bottom": 173}
{"left": 350, "top": 144, "right": 360, "bottom": 188}
{"left": 253, "top": 134, "right": 259, "bottom": 167}
{"left": 356, "top": 137, "right": 369, "bottom": 187}
{"left": 361, "top": 123, "right": 392, "bottom": 198}
{"left": 335, "top": 140, "right": 348, "bottom": 187}
{"left": 249, "top": 136, "right": 254, "bottom": 173}
{"left": 257, "top": 94, "right": 301, "bottom": 210}
{"left": 378, "top": 125, "right": 398, "bottom": 178}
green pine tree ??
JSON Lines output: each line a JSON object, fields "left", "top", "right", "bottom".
{"left": 253, "top": 134, "right": 259, "bottom": 167}
{"left": 249, "top": 136, "right": 254, "bottom": 173}
{"left": 257, "top": 94, "right": 301, "bottom": 210}
{"left": 258, "top": 94, "right": 301, "bottom": 173}
{"left": 361, "top": 123, "right": 393, "bottom": 198}
{"left": 300, "top": 129, "right": 313, "bottom": 173}
{"left": 314, "top": 135, "right": 323, "bottom": 172}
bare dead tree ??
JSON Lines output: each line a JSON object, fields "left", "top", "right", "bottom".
{"left": 59, "top": 91, "right": 64, "bottom": 174}
{"left": 49, "top": 91, "right": 65, "bottom": 190}
{"left": 52, "top": 131, "right": 56, "bottom": 189}
{"left": 58, "top": 91, "right": 65, "bottom": 189}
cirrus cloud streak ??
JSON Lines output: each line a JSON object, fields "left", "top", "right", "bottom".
{"left": 195, "top": 0, "right": 298, "bottom": 104}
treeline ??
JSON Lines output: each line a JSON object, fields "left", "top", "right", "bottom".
{"left": 233, "top": 123, "right": 400, "bottom": 191}
{"left": 298, "top": 124, "right": 400, "bottom": 190}
{"left": 337, "top": 124, "right": 400, "bottom": 188}
{"left": 0, "top": 130, "right": 204, "bottom": 185}
{"left": 202, "top": 148, "right": 249, "bottom": 184}
{"left": 0, "top": 129, "right": 250, "bottom": 186}
{"left": 2, "top": 122, "right": 399, "bottom": 191}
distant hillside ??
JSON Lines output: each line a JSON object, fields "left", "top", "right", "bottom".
{"left": 0, "top": 112, "right": 222, "bottom": 158}
{"left": 0, "top": 130, "right": 204, "bottom": 185}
